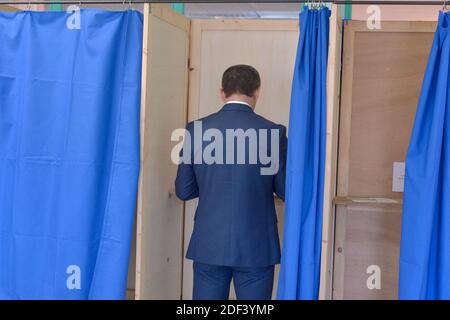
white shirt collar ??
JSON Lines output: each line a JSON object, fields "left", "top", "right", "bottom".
{"left": 225, "top": 100, "right": 252, "bottom": 108}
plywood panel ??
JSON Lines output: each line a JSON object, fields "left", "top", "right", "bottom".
{"left": 338, "top": 21, "right": 435, "bottom": 198}
{"left": 333, "top": 204, "right": 402, "bottom": 299}
{"left": 184, "top": 18, "right": 298, "bottom": 300}
{"left": 135, "top": 4, "right": 189, "bottom": 300}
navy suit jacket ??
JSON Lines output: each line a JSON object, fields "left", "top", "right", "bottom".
{"left": 175, "top": 103, "right": 287, "bottom": 267}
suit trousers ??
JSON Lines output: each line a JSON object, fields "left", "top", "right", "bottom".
{"left": 192, "top": 261, "right": 275, "bottom": 300}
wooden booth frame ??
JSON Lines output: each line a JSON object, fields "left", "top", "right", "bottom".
{"left": 332, "top": 20, "right": 436, "bottom": 299}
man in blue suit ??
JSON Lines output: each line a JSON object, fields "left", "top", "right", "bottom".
{"left": 175, "top": 65, "right": 287, "bottom": 300}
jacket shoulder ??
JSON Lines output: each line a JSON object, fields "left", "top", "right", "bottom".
{"left": 252, "top": 113, "right": 287, "bottom": 132}
{"left": 185, "top": 112, "right": 219, "bottom": 130}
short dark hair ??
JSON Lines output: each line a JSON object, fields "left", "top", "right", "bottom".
{"left": 221, "top": 65, "right": 261, "bottom": 98}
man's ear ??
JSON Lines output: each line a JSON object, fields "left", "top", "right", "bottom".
{"left": 253, "top": 87, "right": 261, "bottom": 100}
{"left": 219, "top": 88, "right": 226, "bottom": 102}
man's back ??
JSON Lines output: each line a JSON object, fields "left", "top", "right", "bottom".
{"left": 175, "top": 102, "right": 287, "bottom": 267}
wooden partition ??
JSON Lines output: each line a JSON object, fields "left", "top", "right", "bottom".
{"left": 135, "top": 4, "right": 190, "bottom": 300}
{"left": 320, "top": 6, "right": 343, "bottom": 300}
{"left": 332, "top": 20, "right": 436, "bottom": 299}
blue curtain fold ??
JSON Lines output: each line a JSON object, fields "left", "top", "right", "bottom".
{"left": 399, "top": 11, "right": 450, "bottom": 300}
{"left": 277, "top": 7, "right": 330, "bottom": 300}
{"left": 0, "top": 10, "right": 142, "bottom": 299}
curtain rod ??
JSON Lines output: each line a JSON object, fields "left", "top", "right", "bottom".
{"left": 0, "top": 1, "right": 449, "bottom": 6}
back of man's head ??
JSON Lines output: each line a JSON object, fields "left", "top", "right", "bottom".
{"left": 221, "top": 65, "right": 261, "bottom": 98}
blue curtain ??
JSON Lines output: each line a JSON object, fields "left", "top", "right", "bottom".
{"left": 399, "top": 11, "right": 450, "bottom": 300}
{"left": 0, "top": 10, "right": 142, "bottom": 299}
{"left": 277, "top": 7, "right": 330, "bottom": 300}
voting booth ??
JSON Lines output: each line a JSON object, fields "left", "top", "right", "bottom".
{"left": 133, "top": 4, "right": 298, "bottom": 300}
{"left": 333, "top": 20, "right": 435, "bottom": 299}
{"left": 131, "top": 3, "right": 342, "bottom": 300}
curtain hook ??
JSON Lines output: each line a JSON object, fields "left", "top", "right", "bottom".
{"left": 26, "top": 0, "right": 31, "bottom": 10}
{"left": 444, "top": 0, "right": 449, "bottom": 12}
{"left": 128, "top": 0, "right": 132, "bottom": 10}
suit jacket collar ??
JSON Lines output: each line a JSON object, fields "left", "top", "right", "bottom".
{"left": 220, "top": 102, "right": 254, "bottom": 113}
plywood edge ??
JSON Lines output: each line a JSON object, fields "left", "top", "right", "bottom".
{"left": 333, "top": 196, "right": 403, "bottom": 206}
{"left": 187, "top": 20, "right": 201, "bottom": 122}
{"left": 150, "top": 4, "right": 190, "bottom": 32}
{"left": 178, "top": 12, "right": 191, "bottom": 300}
{"left": 190, "top": 18, "right": 299, "bottom": 32}
{"left": 319, "top": 4, "right": 342, "bottom": 300}
{"left": 348, "top": 20, "right": 437, "bottom": 32}
{"left": 0, "top": 4, "right": 19, "bottom": 11}
{"left": 331, "top": 205, "right": 346, "bottom": 299}
{"left": 135, "top": 2, "right": 152, "bottom": 301}
{"left": 337, "top": 20, "right": 356, "bottom": 197}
